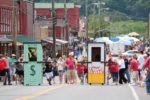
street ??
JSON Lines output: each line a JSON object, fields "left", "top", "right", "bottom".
{"left": 0, "top": 0, "right": 150, "bottom": 100}
{"left": 0, "top": 77, "right": 149, "bottom": 100}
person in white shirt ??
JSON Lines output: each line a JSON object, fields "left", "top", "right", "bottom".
{"left": 57, "top": 57, "right": 65, "bottom": 84}
{"left": 137, "top": 51, "right": 145, "bottom": 82}
{"left": 118, "top": 54, "right": 127, "bottom": 84}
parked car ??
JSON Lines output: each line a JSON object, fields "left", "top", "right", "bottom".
{"left": 122, "top": 50, "right": 140, "bottom": 57}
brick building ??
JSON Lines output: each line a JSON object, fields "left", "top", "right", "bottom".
{"left": 0, "top": 0, "right": 34, "bottom": 54}
{"left": 34, "top": 2, "right": 80, "bottom": 39}
{"left": 0, "top": 0, "right": 34, "bottom": 36}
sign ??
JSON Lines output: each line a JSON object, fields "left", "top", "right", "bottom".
{"left": 109, "top": 43, "right": 125, "bottom": 55}
{"left": 88, "top": 43, "right": 105, "bottom": 84}
{"left": 24, "top": 42, "right": 43, "bottom": 85}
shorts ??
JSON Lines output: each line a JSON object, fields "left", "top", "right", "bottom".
{"left": 131, "top": 71, "right": 138, "bottom": 80}
{"left": 84, "top": 69, "right": 88, "bottom": 74}
{"left": 58, "top": 70, "right": 63, "bottom": 73}
{"left": 16, "top": 70, "right": 24, "bottom": 76}
{"left": 45, "top": 72, "right": 53, "bottom": 79}
{"left": 0, "top": 70, "right": 5, "bottom": 76}
{"left": 78, "top": 73, "right": 84, "bottom": 78}
{"left": 67, "top": 70, "right": 75, "bottom": 79}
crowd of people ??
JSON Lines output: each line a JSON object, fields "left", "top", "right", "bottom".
{"left": 0, "top": 39, "right": 150, "bottom": 95}
{"left": 44, "top": 52, "right": 88, "bottom": 85}
{"left": 0, "top": 53, "right": 24, "bottom": 85}
{"left": 107, "top": 48, "right": 150, "bottom": 95}
{"left": 0, "top": 52, "right": 88, "bottom": 86}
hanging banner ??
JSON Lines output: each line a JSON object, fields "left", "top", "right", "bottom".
{"left": 24, "top": 42, "right": 43, "bottom": 85}
{"left": 88, "top": 43, "right": 106, "bottom": 84}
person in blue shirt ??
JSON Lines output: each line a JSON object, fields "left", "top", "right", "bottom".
{"left": 9, "top": 54, "right": 17, "bottom": 81}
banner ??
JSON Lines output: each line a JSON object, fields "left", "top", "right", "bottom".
{"left": 24, "top": 42, "right": 43, "bottom": 85}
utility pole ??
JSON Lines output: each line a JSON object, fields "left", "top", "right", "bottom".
{"left": 64, "top": 0, "right": 68, "bottom": 41}
{"left": 85, "top": 0, "right": 88, "bottom": 40}
{"left": 52, "top": 0, "right": 56, "bottom": 58}
{"left": 98, "top": 1, "right": 101, "bottom": 30}
{"left": 93, "top": 0, "right": 97, "bottom": 38}
{"left": 12, "top": 0, "right": 18, "bottom": 55}
{"left": 148, "top": 14, "right": 150, "bottom": 39}
{"left": 64, "top": 0, "right": 69, "bottom": 56}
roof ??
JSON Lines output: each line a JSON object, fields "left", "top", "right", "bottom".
{"left": 35, "top": 3, "right": 75, "bottom": 9}
{"left": 0, "top": 37, "right": 12, "bottom": 43}
{"left": 96, "top": 29, "right": 114, "bottom": 33}
{"left": 42, "top": 37, "right": 68, "bottom": 45}
{"left": 5, "top": 35, "right": 36, "bottom": 43}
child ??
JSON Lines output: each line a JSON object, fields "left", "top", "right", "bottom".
{"left": 45, "top": 62, "right": 53, "bottom": 85}
{"left": 77, "top": 62, "right": 85, "bottom": 84}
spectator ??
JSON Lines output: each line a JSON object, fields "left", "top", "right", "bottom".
{"left": 118, "top": 54, "right": 127, "bottom": 84}
{"left": 124, "top": 55, "right": 131, "bottom": 83}
{"left": 130, "top": 55, "right": 139, "bottom": 85}
{"left": 66, "top": 52, "right": 76, "bottom": 84}
{"left": 57, "top": 57, "right": 65, "bottom": 84}
{"left": 9, "top": 54, "right": 17, "bottom": 81}
{"left": 3, "top": 53, "right": 12, "bottom": 85}
{"left": 143, "top": 53, "right": 150, "bottom": 95}
{"left": 77, "top": 58, "right": 85, "bottom": 85}
{"left": 44, "top": 61, "right": 53, "bottom": 85}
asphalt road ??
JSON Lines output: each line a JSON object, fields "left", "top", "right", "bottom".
{"left": 0, "top": 81, "right": 149, "bottom": 100}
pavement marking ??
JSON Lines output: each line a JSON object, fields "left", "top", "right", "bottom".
{"left": 15, "top": 84, "right": 67, "bottom": 100}
{"left": 128, "top": 84, "right": 140, "bottom": 100}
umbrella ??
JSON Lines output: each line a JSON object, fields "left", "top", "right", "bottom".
{"left": 118, "top": 36, "right": 132, "bottom": 45}
{"left": 128, "top": 32, "right": 140, "bottom": 37}
{"left": 110, "top": 38, "right": 120, "bottom": 42}
{"left": 129, "top": 37, "right": 139, "bottom": 42}
{"left": 94, "top": 37, "right": 113, "bottom": 44}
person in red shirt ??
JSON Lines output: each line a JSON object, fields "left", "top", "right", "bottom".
{"left": 65, "top": 52, "right": 76, "bottom": 84}
{"left": 0, "top": 54, "right": 7, "bottom": 76}
{"left": 130, "top": 55, "right": 139, "bottom": 85}
{"left": 0, "top": 54, "right": 6, "bottom": 71}
{"left": 0, "top": 54, "right": 7, "bottom": 83}
{"left": 143, "top": 53, "right": 150, "bottom": 95}
{"left": 77, "top": 61, "right": 85, "bottom": 84}
{"left": 107, "top": 59, "right": 119, "bottom": 84}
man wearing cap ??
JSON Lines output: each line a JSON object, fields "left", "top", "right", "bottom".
{"left": 9, "top": 54, "right": 17, "bottom": 81}
{"left": 66, "top": 52, "right": 77, "bottom": 84}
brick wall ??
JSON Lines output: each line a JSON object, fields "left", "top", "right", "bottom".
{"left": 0, "top": 0, "right": 33, "bottom": 36}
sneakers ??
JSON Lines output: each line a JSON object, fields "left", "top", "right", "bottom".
{"left": 3, "top": 83, "right": 12, "bottom": 85}
{"left": 8, "top": 83, "right": 12, "bottom": 85}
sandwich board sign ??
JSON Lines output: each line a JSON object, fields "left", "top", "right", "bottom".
{"left": 24, "top": 42, "right": 43, "bottom": 85}
{"left": 88, "top": 43, "right": 106, "bottom": 84}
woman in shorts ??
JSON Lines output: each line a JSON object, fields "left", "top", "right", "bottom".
{"left": 57, "top": 57, "right": 65, "bottom": 84}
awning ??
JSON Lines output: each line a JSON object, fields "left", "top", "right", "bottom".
{"left": 0, "top": 37, "right": 12, "bottom": 43}
{"left": 42, "top": 37, "right": 68, "bottom": 46}
{"left": 5, "top": 35, "right": 36, "bottom": 44}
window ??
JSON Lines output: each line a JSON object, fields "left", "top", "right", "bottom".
{"left": 91, "top": 47, "right": 101, "bottom": 62}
